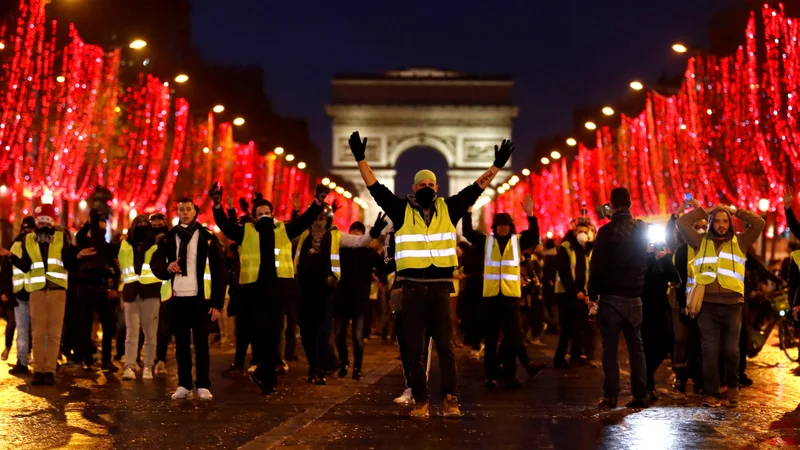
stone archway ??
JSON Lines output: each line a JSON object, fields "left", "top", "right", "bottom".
{"left": 326, "top": 67, "right": 519, "bottom": 225}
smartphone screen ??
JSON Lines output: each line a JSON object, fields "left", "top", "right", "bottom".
{"left": 684, "top": 192, "right": 692, "bottom": 201}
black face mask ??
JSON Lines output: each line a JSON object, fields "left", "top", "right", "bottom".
{"left": 415, "top": 187, "right": 436, "bottom": 209}
{"left": 36, "top": 227, "right": 55, "bottom": 236}
{"left": 133, "top": 226, "right": 150, "bottom": 242}
{"left": 256, "top": 216, "right": 274, "bottom": 231}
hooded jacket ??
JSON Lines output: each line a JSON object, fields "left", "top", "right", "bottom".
{"left": 676, "top": 207, "right": 765, "bottom": 304}
{"left": 588, "top": 210, "right": 649, "bottom": 299}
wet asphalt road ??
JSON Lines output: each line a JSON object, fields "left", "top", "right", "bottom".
{"left": 2, "top": 326, "right": 800, "bottom": 450}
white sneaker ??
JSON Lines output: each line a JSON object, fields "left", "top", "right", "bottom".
{"left": 154, "top": 361, "right": 167, "bottom": 375}
{"left": 171, "top": 386, "right": 193, "bottom": 400}
{"left": 142, "top": 367, "right": 153, "bottom": 380}
{"left": 197, "top": 388, "right": 213, "bottom": 401}
{"left": 122, "top": 367, "right": 136, "bottom": 380}
{"left": 394, "top": 388, "right": 414, "bottom": 404}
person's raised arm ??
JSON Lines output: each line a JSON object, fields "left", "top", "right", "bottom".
{"left": 340, "top": 213, "right": 388, "bottom": 248}
{"left": 349, "top": 131, "right": 406, "bottom": 224}
{"left": 461, "top": 207, "right": 485, "bottom": 247}
{"left": 209, "top": 182, "right": 245, "bottom": 244}
{"left": 734, "top": 207, "right": 766, "bottom": 252}
{"left": 676, "top": 199, "right": 706, "bottom": 250}
{"left": 519, "top": 194, "right": 540, "bottom": 250}
{"left": 349, "top": 131, "right": 378, "bottom": 187}
{"left": 285, "top": 184, "right": 328, "bottom": 240}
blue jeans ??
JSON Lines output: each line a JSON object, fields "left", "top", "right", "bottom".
{"left": 14, "top": 300, "right": 30, "bottom": 366}
{"left": 599, "top": 295, "right": 648, "bottom": 400}
{"left": 334, "top": 314, "right": 365, "bottom": 370}
{"left": 697, "top": 302, "right": 742, "bottom": 395}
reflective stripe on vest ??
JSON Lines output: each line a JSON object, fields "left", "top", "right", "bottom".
{"left": 239, "top": 221, "right": 295, "bottom": 285}
{"left": 118, "top": 240, "right": 161, "bottom": 286}
{"left": 161, "top": 258, "right": 212, "bottom": 302}
{"left": 691, "top": 235, "right": 746, "bottom": 295}
{"left": 10, "top": 241, "right": 27, "bottom": 293}
{"left": 294, "top": 228, "right": 343, "bottom": 280}
{"left": 554, "top": 241, "right": 590, "bottom": 294}
{"left": 483, "top": 234, "right": 521, "bottom": 298}
{"left": 25, "top": 231, "right": 68, "bottom": 291}
{"left": 394, "top": 198, "right": 458, "bottom": 271}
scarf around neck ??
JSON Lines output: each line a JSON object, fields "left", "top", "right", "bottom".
{"left": 175, "top": 221, "right": 199, "bottom": 274}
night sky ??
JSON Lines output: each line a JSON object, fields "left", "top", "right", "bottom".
{"left": 191, "top": 0, "right": 733, "bottom": 184}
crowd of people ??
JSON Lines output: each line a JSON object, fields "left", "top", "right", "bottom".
{"left": 0, "top": 130, "right": 797, "bottom": 417}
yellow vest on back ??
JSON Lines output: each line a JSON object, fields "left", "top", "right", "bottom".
{"left": 294, "top": 228, "right": 342, "bottom": 280}
{"left": 691, "top": 235, "right": 746, "bottom": 295}
{"left": 554, "top": 241, "right": 589, "bottom": 294}
{"left": 394, "top": 198, "right": 458, "bottom": 272}
{"left": 10, "top": 241, "right": 27, "bottom": 293}
{"left": 118, "top": 240, "right": 161, "bottom": 286}
{"left": 239, "top": 221, "right": 295, "bottom": 284}
{"left": 483, "top": 234, "right": 522, "bottom": 298}
{"left": 25, "top": 231, "right": 68, "bottom": 291}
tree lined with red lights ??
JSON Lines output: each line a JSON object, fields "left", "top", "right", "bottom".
{"left": 496, "top": 5, "right": 800, "bottom": 238}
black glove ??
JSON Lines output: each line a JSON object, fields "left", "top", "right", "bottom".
{"left": 89, "top": 208, "right": 100, "bottom": 226}
{"left": 254, "top": 191, "right": 264, "bottom": 203}
{"left": 370, "top": 212, "right": 388, "bottom": 239}
{"left": 209, "top": 182, "right": 223, "bottom": 206}
{"left": 331, "top": 199, "right": 341, "bottom": 213}
{"left": 227, "top": 207, "right": 237, "bottom": 221}
{"left": 493, "top": 139, "right": 515, "bottom": 168}
{"left": 316, "top": 184, "right": 330, "bottom": 203}
{"left": 348, "top": 131, "right": 367, "bottom": 162}
{"left": 238, "top": 198, "right": 249, "bottom": 213}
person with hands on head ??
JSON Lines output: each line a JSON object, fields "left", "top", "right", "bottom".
{"left": 210, "top": 181, "right": 325, "bottom": 394}
{"left": 0, "top": 202, "right": 90, "bottom": 386}
{"left": 294, "top": 197, "right": 386, "bottom": 386}
{"left": 149, "top": 197, "right": 226, "bottom": 401}
{"left": 676, "top": 199, "right": 765, "bottom": 407}
{"left": 348, "top": 130, "right": 515, "bottom": 418}
{"left": 461, "top": 194, "right": 545, "bottom": 389}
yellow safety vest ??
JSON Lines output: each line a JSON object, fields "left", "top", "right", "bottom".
{"left": 25, "top": 231, "right": 68, "bottom": 291}
{"left": 10, "top": 241, "right": 27, "bottom": 293}
{"left": 792, "top": 250, "right": 800, "bottom": 272}
{"left": 451, "top": 267, "right": 461, "bottom": 298}
{"left": 239, "top": 221, "right": 294, "bottom": 284}
{"left": 161, "top": 258, "right": 212, "bottom": 302}
{"left": 118, "top": 240, "right": 161, "bottom": 286}
{"left": 680, "top": 246, "right": 696, "bottom": 295}
{"left": 483, "top": 234, "right": 522, "bottom": 298}
{"left": 554, "top": 241, "right": 590, "bottom": 294}
{"left": 394, "top": 198, "right": 458, "bottom": 272}
{"left": 691, "top": 235, "right": 746, "bottom": 295}
{"left": 294, "top": 229, "right": 342, "bottom": 279}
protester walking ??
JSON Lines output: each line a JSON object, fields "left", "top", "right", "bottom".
{"left": 0, "top": 216, "right": 35, "bottom": 374}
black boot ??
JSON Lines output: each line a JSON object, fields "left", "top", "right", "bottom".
{"left": 338, "top": 365, "right": 348, "bottom": 378}
{"left": 9, "top": 363, "right": 30, "bottom": 375}
{"left": 250, "top": 372, "right": 275, "bottom": 395}
{"left": 649, "top": 389, "right": 660, "bottom": 403}
{"left": 352, "top": 368, "right": 362, "bottom": 381}
{"left": 739, "top": 373, "right": 754, "bottom": 387}
{"left": 44, "top": 372, "right": 55, "bottom": 385}
{"left": 598, "top": 396, "right": 618, "bottom": 409}
{"left": 526, "top": 362, "right": 546, "bottom": 378}
{"left": 31, "top": 372, "right": 46, "bottom": 386}
{"left": 221, "top": 364, "right": 243, "bottom": 377}
{"left": 626, "top": 398, "right": 649, "bottom": 409}
{"left": 101, "top": 361, "right": 119, "bottom": 373}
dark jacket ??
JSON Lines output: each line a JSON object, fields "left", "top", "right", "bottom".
{"left": 335, "top": 247, "right": 385, "bottom": 317}
{"left": 150, "top": 224, "right": 226, "bottom": 311}
{"left": 555, "top": 231, "right": 593, "bottom": 298}
{"left": 367, "top": 181, "right": 483, "bottom": 281}
{"left": 673, "top": 243, "right": 689, "bottom": 308}
{"left": 642, "top": 252, "right": 680, "bottom": 338}
{"left": 11, "top": 229, "right": 78, "bottom": 291}
{"left": 588, "top": 210, "right": 649, "bottom": 299}
{"left": 461, "top": 213, "right": 540, "bottom": 258}
{"left": 677, "top": 207, "right": 765, "bottom": 304}
{"left": 213, "top": 202, "right": 321, "bottom": 299}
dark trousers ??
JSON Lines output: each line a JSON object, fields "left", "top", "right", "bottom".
{"left": 284, "top": 309, "right": 298, "bottom": 359}
{"left": 299, "top": 289, "right": 335, "bottom": 377}
{"left": 599, "top": 295, "right": 648, "bottom": 400}
{"left": 738, "top": 302, "right": 749, "bottom": 376}
{"left": 334, "top": 314, "right": 365, "bottom": 370}
{"left": 156, "top": 302, "right": 170, "bottom": 364}
{"left": 402, "top": 282, "right": 458, "bottom": 403}
{"left": 483, "top": 296, "right": 531, "bottom": 380}
{"left": 671, "top": 307, "right": 704, "bottom": 387}
{"left": 395, "top": 310, "right": 431, "bottom": 389}
{"left": 60, "top": 291, "right": 80, "bottom": 359}
{"left": 252, "top": 292, "right": 285, "bottom": 387}
{"left": 233, "top": 297, "right": 260, "bottom": 369}
{"left": 643, "top": 331, "right": 671, "bottom": 391}
{"left": 555, "top": 293, "right": 587, "bottom": 362}
{"left": 166, "top": 296, "right": 210, "bottom": 390}
{"left": 543, "top": 288, "right": 560, "bottom": 333}
{"left": 698, "top": 302, "right": 742, "bottom": 395}
{"left": 3, "top": 305, "right": 15, "bottom": 349}
{"left": 526, "top": 296, "right": 545, "bottom": 339}
{"left": 77, "top": 287, "right": 117, "bottom": 364}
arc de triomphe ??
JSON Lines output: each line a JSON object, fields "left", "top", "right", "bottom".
{"left": 326, "top": 67, "right": 518, "bottom": 226}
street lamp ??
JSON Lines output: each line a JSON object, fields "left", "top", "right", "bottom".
{"left": 566, "top": 138, "right": 577, "bottom": 147}
{"left": 233, "top": 117, "right": 245, "bottom": 126}
{"left": 541, "top": 157, "right": 550, "bottom": 165}
{"left": 213, "top": 104, "right": 225, "bottom": 113}
{"left": 550, "top": 150, "right": 562, "bottom": 160}
{"left": 672, "top": 43, "right": 688, "bottom": 53}
{"left": 322, "top": 177, "right": 330, "bottom": 185}
{"left": 758, "top": 198, "right": 770, "bottom": 212}
{"left": 522, "top": 168, "right": 531, "bottom": 176}
{"left": 56, "top": 75, "right": 65, "bottom": 83}
{"left": 285, "top": 154, "right": 295, "bottom": 162}
{"left": 497, "top": 187, "right": 506, "bottom": 194}
{"left": 274, "top": 147, "right": 284, "bottom": 155}
{"left": 630, "top": 81, "right": 644, "bottom": 91}
{"left": 174, "top": 74, "right": 189, "bottom": 83}
{"left": 78, "top": 200, "right": 87, "bottom": 210}
{"left": 129, "top": 39, "right": 147, "bottom": 50}
{"left": 328, "top": 182, "right": 337, "bottom": 189}
{"left": 602, "top": 106, "right": 614, "bottom": 116}
{"left": 297, "top": 162, "right": 306, "bottom": 169}
{"left": 585, "top": 121, "right": 597, "bottom": 130}
{"left": 0, "top": 42, "right": 5, "bottom": 51}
